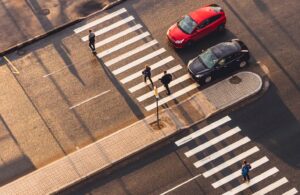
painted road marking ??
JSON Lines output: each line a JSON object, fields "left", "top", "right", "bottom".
{"left": 3, "top": 56, "right": 19, "bottom": 74}
{"left": 136, "top": 70, "right": 188, "bottom": 101}
{"left": 211, "top": 156, "right": 268, "bottom": 188}
{"left": 185, "top": 127, "right": 241, "bottom": 157}
{"left": 252, "top": 177, "right": 288, "bottom": 195}
{"left": 282, "top": 188, "right": 298, "bottom": 195}
{"left": 81, "top": 16, "right": 135, "bottom": 41}
{"left": 120, "top": 56, "right": 174, "bottom": 84}
{"left": 74, "top": 8, "right": 127, "bottom": 33}
{"left": 112, "top": 48, "right": 166, "bottom": 75}
{"left": 95, "top": 24, "right": 142, "bottom": 48}
{"left": 145, "top": 83, "right": 199, "bottom": 111}
{"left": 222, "top": 167, "right": 279, "bottom": 195}
{"left": 97, "top": 32, "right": 150, "bottom": 58}
{"left": 175, "top": 116, "right": 231, "bottom": 147}
{"left": 160, "top": 173, "right": 202, "bottom": 195}
{"left": 69, "top": 90, "right": 110, "bottom": 109}
{"left": 194, "top": 137, "right": 251, "bottom": 168}
{"left": 131, "top": 65, "right": 182, "bottom": 94}
{"left": 105, "top": 40, "right": 158, "bottom": 67}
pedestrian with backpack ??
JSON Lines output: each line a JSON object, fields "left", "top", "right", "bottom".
{"left": 241, "top": 160, "right": 251, "bottom": 182}
{"left": 160, "top": 70, "right": 172, "bottom": 95}
{"left": 142, "top": 65, "right": 154, "bottom": 87}
{"left": 88, "top": 29, "right": 96, "bottom": 53}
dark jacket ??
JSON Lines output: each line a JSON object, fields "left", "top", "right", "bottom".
{"left": 160, "top": 73, "right": 172, "bottom": 85}
{"left": 242, "top": 164, "right": 251, "bottom": 176}
{"left": 89, "top": 32, "right": 95, "bottom": 42}
{"left": 142, "top": 67, "right": 151, "bottom": 77}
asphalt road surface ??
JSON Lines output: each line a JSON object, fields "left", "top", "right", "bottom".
{"left": 0, "top": 0, "right": 299, "bottom": 190}
{"left": 61, "top": 95, "right": 300, "bottom": 194}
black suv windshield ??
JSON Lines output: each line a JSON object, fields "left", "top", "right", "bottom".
{"left": 199, "top": 49, "right": 218, "bottom": 68}
{"left": 178, "top": 15, "right": 197, "bottom": 34}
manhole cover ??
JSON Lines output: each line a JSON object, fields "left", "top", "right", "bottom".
{"left": 17, "top": 49, "right": 26, "bottom": 56}
{"left": 229, "top": 76, "right": 242, "bottom": 84}
{"left": 39, "top": 9, "right": 50, "bottom": 15}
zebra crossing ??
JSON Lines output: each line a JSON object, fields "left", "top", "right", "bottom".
{"left": 175, "top": 116, "right": 298, "bottom": 195}
{"left": 73, "top": 8, "right": 198, "bottom": 111}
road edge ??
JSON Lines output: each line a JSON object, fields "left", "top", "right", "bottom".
{"left": 0, "top": 0, "right": 126, "bottom": 57}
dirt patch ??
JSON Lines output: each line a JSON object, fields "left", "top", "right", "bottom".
{"left": 76, "top": 0, "right": 106, "bottom": 16}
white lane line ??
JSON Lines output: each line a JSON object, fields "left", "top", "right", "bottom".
{"left": 120, "top": 56, "right": 174, "bottom": 84}
{"left": 97, "top": 32, "right": 150, "bottom": 58}
{"left": 252, "top": 177, "right": 288, "bottom": 195}
{"left": 222, "top": 167, "right": 279, "bottom": 195}
{"left": 145, "top": 83, "right": 199, "bottom": 111}
{"left": 131, "top": 65, "right": 182, "bottom": 94}
{"left": 137, "top": 71, "right": 189, "bottom": 102}
{"left": 160, "top": 173, "right": 202, "bottom": 195}
{"left": 112, "top": 48, "right": 166, "bottom": 75}
{"left": 194, "top": 137, "right": 251, "bottom": 168}
{"left": 95, "top": 24, "right": 142, "bottom": 48}
{"left": 282, "top": 188, "right": 298, "bottom": 195}
{"left": 82, "top": 16, "right": 135, "bottom": 41}
{"left": 211, "top": 156, "right": 268, "bottom": 188}
{"left": 69, "top": 90, "right": 110, "bottom": 109}
{"left": 74, "top": 8, "right": 127, "bottom": 33}
{"left": 185, "top": 127, "right": 241, "bottom": 158}
{"left": 175, "top": 116, "right": 231, "bottom": 147}
{"left": 43, "top": 64, "right": 75, "bottom": 77}
{"left": 105, "top": 40, "right": 158, "bottom": 67}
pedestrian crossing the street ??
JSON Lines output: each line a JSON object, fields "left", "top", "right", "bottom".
{"left": 73, "top": 8, "right": 199, "bottom": 111}
{"left": 174, "top": 116, "right": 298, "bottom": 195}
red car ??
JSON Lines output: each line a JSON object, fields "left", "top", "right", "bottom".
{"left": 167, "top": 4, "right": 226, "bottom": 48}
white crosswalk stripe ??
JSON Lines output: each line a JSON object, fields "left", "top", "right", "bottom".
{"left": 252, "top": 177, "right": 288, "bottom": 195}
{"left": 105, "top": 40, "right": 158, "bottom": 66}
{"left": 282, "top": 188, "right": 298, "bottom": 195}
{"left": 194, "top": 137, "right": 251, "bottom": 168}
{"left": 222, "top": 167, "right": 279, "bottom": 195}
{"left": 95, "top": 24, "right": 143, "bottom": 48}
{"left": 82, "top": 16, "right": 135, "bottom": 41}
{"left": 112, "top": 48, "right": 166, "bottom": 75}
{"left": 120, "top": 56, "right": 174, "bottom": 84}
{"left": 97, "top": 32, "right": 150, "bottom": 58}
{"left": 74, "top": 8, "right": 127, "bottom": 33}
{"left": 211, "top": 156, "right": 268, "bottom": 188}
{"left": 185, "top": 127, "right": 241, "bottom": 157}
{"left": 145, "top": 83, "right": 199, "bottom": 111}
{"left": 136, "top": 71, "right": 189, "bottom": 102}
{"left": 175, "top": 116, "right": 231, "bottom": 146}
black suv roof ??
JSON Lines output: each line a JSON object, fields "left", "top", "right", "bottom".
{"left": 211, "top": 41, "right": 241, "bottom": 59}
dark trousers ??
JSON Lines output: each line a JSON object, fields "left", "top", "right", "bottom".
{"left": 89, "top": 41, "right": 95, "bottom": 51}
{"left": 164, "top": 84, "right": 171, "bottom": 95}
{"left": 144, "top": 75, "right": 153, "bottom": 86}
{"left": 243, "top": 173, "right": 250, "bottom": 181}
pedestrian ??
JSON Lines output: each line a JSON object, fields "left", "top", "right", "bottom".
{"left": 142, "top": 65, "right": 154, "bottom": 87}
{"left": 160, "top": 70, "right": 172, "bottom": 95}
{"left": 88, "top": 29, "right": 96, "bottom": 53}
{"left": 241, "top": 160, "right": 251, "bottom": 183}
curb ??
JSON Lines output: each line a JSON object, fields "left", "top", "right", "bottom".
{"left": 0, "top": 0, "right": 126, "bottom": 58}
{"left": 53, "top": 72, "right": 265, "bottom": 194}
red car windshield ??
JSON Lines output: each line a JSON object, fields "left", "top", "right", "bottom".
{"left": 177, "top": 15, "right": 197, "bottom": 34}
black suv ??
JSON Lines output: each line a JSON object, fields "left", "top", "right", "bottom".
{"left": 187, "top": 39, "right": 250, "bottom": 85}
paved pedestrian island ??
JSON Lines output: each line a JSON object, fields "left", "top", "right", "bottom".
{"left": 0, "top": 71, "right": 289, "bottom": 195}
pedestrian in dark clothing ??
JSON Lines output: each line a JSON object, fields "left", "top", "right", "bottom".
{"left": 241, "top": 160, "right": 251, "bottom": 182}
{"left": 89, "top": 30, "right": 96, "bottom": 53}
{"left": 160, "top": 70, "right": 172, "bottom": 95}
{"left": 142, "top": 65, "right": 154, "bottom": 87}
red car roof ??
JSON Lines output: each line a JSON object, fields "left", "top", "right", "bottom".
{"left": 189, "top": 6, "right": 219, "bottom": 24}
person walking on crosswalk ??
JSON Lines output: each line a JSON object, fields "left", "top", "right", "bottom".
{"left": 142, "top": 65, "right": 154, "bottom": 87}
{"left": 160, "top": 70, "right": 172, "bottom": 95}
{"left": 241, "top": 160, "right": 252, "bottom": 183}
{"left": 88, "top": 29, "right": 96, "bottom": 53}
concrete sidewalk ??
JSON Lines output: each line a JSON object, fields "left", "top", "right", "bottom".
{"left": 0, "top": 71, "right": 263, "bottom": 195}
